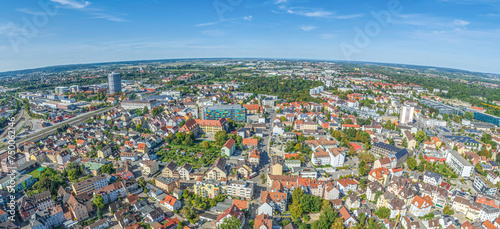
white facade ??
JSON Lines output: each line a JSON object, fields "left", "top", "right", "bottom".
{"left": 445, "top": 150, "right": 474, "bottom": 178}
{"left": 311, "top": 149, "right": 345, "bottom": 168}
{"left": 400, "top": 106, "right": 415, "bottom": 124}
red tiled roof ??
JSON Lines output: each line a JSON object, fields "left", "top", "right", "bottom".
{"left": 222, "top": 138, "right": 236, "bottom": 149}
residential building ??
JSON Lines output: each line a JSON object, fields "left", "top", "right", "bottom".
{"left": 409, "top": 195, "right": 433, "bottom": 217}
{"left": 221, "top": 138, "right": 236, "bottom": 157}
{"left": 226, "top": 180, "right": 254, "bottom": 200}
{"left": 206, "top": 157, "right": 227, "bottom": 180}
{"left": 445, "top": 150, "right": 474, "bottom": 177}
{"left": 160, "top": 195, "right": 181, "bottom": 211}
{"left": 473, "top": 175, "right": 497, "bottom": 196}
{"left": 72, "top": 174, "right": 109, "bottom": 195}
{"left": 423, "top": 171, "right": 443, "bottom": 186}
{"left": 261, "top": 191, "right": 287, "bottom": 212}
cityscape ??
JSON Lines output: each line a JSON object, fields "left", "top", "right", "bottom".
{"left": 1, "top": 1, "right": 500, "bottom": 229}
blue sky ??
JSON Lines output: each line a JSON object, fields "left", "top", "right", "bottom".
{"left": 0, "top": 0, "right": 499, "bottom": 73}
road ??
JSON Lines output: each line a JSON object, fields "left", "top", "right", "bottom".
{"left": 0, "top": 105, "right": 118, "bottom": 150}
{"left": 0, "top": 109, "right": 25, "bottom": 140}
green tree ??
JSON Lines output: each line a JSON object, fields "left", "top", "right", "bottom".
{"left": 94, "top": 194, "right": 104, "bottom": 209}
{"left": 100, "top": 163, "right": 116, "bottom": 174}
{"left": 416, "top": 130, "right": 427, "bottom": 142}
{"left": 216, "top": 216, "right": 241, "bottom": 229}
{"left": 406, "top": 156, "right": 417, "bottom": 170}
{"left": 203, "top": 141, "right": 210, "bottom": 149}
{"left": 143, "top": 106, "right": 149, "bottom": 115}
{"left": 215, "top": 131, "right": 228, "bottom": 146}
{"left": 443, "top": 205, "right": 454, "bottom": 215}
{"left": 464, "top": 111, "right": 474, "bottom": 120}
{"left": 376, "top": 207, "right": 390, "bottom": 219}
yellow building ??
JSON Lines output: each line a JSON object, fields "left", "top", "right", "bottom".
{"left": 271, "top": 156, "right": 283, "bottom": 176}
{"left": 193, "top": 178, "right": 226, "bottom": 199}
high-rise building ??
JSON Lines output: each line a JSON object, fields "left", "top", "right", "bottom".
{"left": 108, "top": 72, "right": 122, "bottom": 94}
{"left": 400, "top": 105, "right": 415, "bottom": 124}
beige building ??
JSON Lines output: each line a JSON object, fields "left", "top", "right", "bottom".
{"left": 271, "top": 156, "right": 283, "bottom": 175}
{"left": 141, "top": 160, "right": 159, "bottom": 175}
{"left": 162, "top": 162, "right": 177, "bottom": 177}
{"left": 206, "top": 157, "right": 227, "bottom": 180}
{"left": 97, "top": 146, "right": 112, "bottom": 158}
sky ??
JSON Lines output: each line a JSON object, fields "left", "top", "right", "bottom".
{"left": 0, "top": 0, "right": 500, "bottom": 74}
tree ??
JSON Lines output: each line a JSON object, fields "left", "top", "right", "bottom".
{"left": 143, "top": 106, "right": 149, "bottom": 115}
{"left": 100, "top": 163, "right": 116, "bottom": 174}
{"left": 330, "top": 217, "right": 344, "bottom": 229}
{"left": 290, "top": 203, "right": 303, "bottom": 218}
{"left": 376, "top": 207, "right": 390, "bottom": 219}
{"left": 406, "top": 156, "right": 417, "bottom": 170}
{"left": 94, "top": 194, "right": 104, "bottom": 209}
{"left": 97, "top": 207, "right": 103, "bottom": 219}
{"left": 416, "top": 130, "right": 426, "bottom": 142}
{"left": 464, "top": 111, "right": 474, "bottom": 120}
{"left": 417, "top": 161, "right": 425, "bottom": 172}
{"left": 215, "top": 131, "right": 228, "bottom": 146}
{"left": 322, "top": 199, "right": 331, "bottom": 211}
{"left": 479, "top": 148, "right": 490, "bottom": 158}
{"left": 203, "top": 141, "right": 210, "bottom": 149}
{"left": 358, "top": 178, "right": 367, "bottom": 189}
{"left": 476, "top": 163, "right": 484, "bottom": 175}
{"left": 443, "top": 205, "right": 454, "bottom": 215}
{"left": 280, "top": 116, "right": 287, "bottom": 122}
{"left": 216, "top": 216, "right": 241, "bottom": 229}
{"left": 401, "top": 137, "right": 408, "bottom": 148}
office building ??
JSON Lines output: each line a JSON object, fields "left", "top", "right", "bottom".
{"left": 400, "top": 106, "right": 415, "bottom": 124}
{"left": 54, "top": 87, "right": 69, "bottom": 95}
{"left": 108, "top": 72, "right": 122, "bottom": 94}
{"left": 203, "top": 105, "right": 247, "bottom": 122}
{"left": 471, "top": 110, "right": 500, "bottom": 126}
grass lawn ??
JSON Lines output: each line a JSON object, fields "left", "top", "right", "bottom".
{"left": 435, "top": 164, "right": 457, "bottom": 178}
{"left": 29, "top": 167, "right": 46, "bottom": 179}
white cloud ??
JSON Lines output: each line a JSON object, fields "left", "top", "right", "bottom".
{"left": 195, "top": 21, "right": 220, "bottom": 27}
{"left": 320, "top": 34, "right": 336, "bottom": 39}
{"left": 0, "top": 22, "right": 24, "bottom": 35}
{"left": 333, "top": 14, "right": 364, "bottom": 19}
{"left": 91, "top": 13, "right": 127, "bottom": 22}
{"left": 201, "top": 30, "right": 226, "bottom": 37}
{"left": 277, "top": 6, "right": 363, "bottom": 19}
{"left": 50, "top": 0, "right": 91, "bottom": 9}
{"left": 300, "top": 25, "right": 317, "bottom": 31}
{"left": 243, "top": 15, "right": 253, "bottom": 21}
{"left": 452, "top": 19, "right": 470, "bottom": 27}
{"left": 287, "top": 8, "right": 332, "bottom": 18}
{"left": 275, "top": 0, "right": 288, "bottom": 4}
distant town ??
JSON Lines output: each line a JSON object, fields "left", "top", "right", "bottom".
{"left": 0, "top": 59, "right": 499, "bottom": 229}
